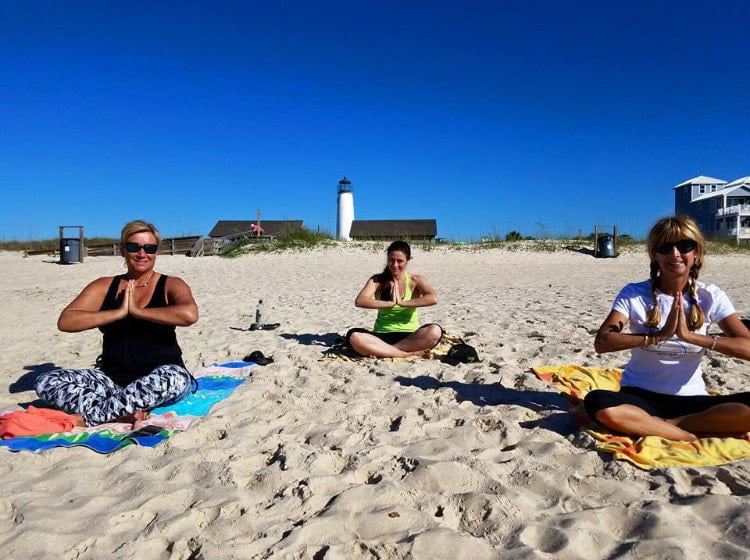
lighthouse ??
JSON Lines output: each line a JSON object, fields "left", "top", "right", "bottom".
{"left": 336, "top": 176, "right": 354, "bottom": 241}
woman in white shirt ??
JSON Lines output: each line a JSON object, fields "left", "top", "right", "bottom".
{"left": 584, "top": 216, "right": 750, "bottom": 441}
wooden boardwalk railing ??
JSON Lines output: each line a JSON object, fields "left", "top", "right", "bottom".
{"left": 24, "top": 233, "right": 274, "bottom": 258}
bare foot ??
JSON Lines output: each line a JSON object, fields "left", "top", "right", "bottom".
{"left": 112, "top": 409, "right": 150, "bottom": 425}
{"left": 404, "top": 349, "right": 432, "bottom": 359}
{"left": 368, "top": 348, "right": 432, "bottom": 359}
{"left": 75, "top": 409, "right": 150, "bottom": 427}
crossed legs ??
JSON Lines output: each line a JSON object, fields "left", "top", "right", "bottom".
{"left": 347, "top": 324, "right": 443, "bottom": 358}
{"left": 585, "top": 387, "right": 750, "bottom": 441}
{"left": 35, "top": 364, "right": 194, "bottom": 426}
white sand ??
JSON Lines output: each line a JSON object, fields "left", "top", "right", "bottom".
{"left": 1, "top": 246, "right": 749, "bottom": 559}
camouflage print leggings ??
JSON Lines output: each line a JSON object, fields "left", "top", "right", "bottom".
{"left": 35, "top": 364, "right": 194, "bottom": 426}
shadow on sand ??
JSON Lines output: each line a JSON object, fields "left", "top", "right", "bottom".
{"left": 564, "top": 245, "right": 596, "bottom": 257}
{"left": 280, "top": 332, "right": 343, "bottom": 347}
{"left": 9, "top": 363, "right": 59, "bottom": 408}
{"left": 394, "top": 374, "right": 579, "bottom": 436}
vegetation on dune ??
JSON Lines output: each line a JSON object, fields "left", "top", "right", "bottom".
{"left": 705, "top": 238, "right": 750, "bottom": 255}
{"left": 0, "top": 237, "right": 119, "bottom": 253}
{"left": 3, "top": 230, "right": 749, "bottom": 257}
{"left": 220, "top": 227, "right": 334, "bottom": 257}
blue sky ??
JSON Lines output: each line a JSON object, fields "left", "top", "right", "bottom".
{"left": 2, "top": 1, "right": 749, "bottom": 241}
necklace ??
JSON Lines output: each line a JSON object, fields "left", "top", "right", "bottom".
{"left": 130, "top": 271, "right": 156, "bottom": 288}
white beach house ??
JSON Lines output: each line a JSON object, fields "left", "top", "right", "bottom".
{"left": 673, "top": 175, "right": 750, "bottom": 243}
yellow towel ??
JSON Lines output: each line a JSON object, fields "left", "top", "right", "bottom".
{"left": 531, "top": 365, "right": 750, "bottom": 470}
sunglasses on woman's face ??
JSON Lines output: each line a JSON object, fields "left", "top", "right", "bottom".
{"left": 123, "top": 242, "right": 159, "bottom": 254}
{"left": 655, "top": 239, "right": 697, "bottom": 255}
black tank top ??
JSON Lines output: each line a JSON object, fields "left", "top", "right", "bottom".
{"left": 98, "top": 274, "right": 185, "bottom": 386}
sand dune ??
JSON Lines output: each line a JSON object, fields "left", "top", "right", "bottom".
{"left": 1, "top": 246, "right": 749, "bottom": 559}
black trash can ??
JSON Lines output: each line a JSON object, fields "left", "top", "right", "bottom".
{"left": 596, "top": 234, "right": 616, "bottom": 258}
{"left": 60, "top": 238, "right": 81, "bottom": 264}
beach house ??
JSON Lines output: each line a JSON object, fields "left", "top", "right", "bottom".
{"left": 673, "top": 175, "right": 750, "bottom": 242}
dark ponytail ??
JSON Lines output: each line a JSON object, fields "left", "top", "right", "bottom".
{"left": 375, "top": 240, "right": 412, "bottom": 301}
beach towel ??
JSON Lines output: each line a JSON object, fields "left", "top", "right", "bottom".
{"left": 530, "top": 365, "right": 750, "bottom": 469}
{"left": 0, "top": 406, "right": 77, "bottom": 438}
{"left": 321, "top": 332, "right": 464, "bottom": 362}
{"left": 0, "top": 361, "right": 254, "bottom": 454}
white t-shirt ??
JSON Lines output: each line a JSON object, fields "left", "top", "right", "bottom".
{"left": 613, "top": 280, "right": 735, "bottom": 396}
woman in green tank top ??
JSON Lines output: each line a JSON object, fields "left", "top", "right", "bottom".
{"left": 346, "top": 240, "right": 442, "bottom": 358}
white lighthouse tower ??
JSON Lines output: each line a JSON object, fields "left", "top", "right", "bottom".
{"left": 336, "top": 176, "right": 354, "bottom": 241}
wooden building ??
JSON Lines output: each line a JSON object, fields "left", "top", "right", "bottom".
{"left": 349, "top": 219, "right": 437, "bottom": 241}
{"left": 208, "top": 220, "right": 304, "bottom": 240}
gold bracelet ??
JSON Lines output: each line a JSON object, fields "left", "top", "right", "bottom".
{"left": 710, "top": 335, "right": 718, "bottom": 351}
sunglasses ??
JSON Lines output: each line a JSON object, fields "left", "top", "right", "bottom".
{"left": 655, "top": 239, "right": 697, "bottom": 255}
{"left": 123, "top": 242, "right": 159, "bottom": 254}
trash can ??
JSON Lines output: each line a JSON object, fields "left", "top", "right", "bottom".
{"left": 596, "top": 234, "right": 616, "bottom": 258}
{"left": 60, "top": 238, "right": 81, "bottom": 264}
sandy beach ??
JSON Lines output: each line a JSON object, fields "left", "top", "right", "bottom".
{"left": 1, "top": 245, "right": 749, "bottom": 559}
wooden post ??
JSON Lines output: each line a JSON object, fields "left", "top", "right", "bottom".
{"left": 78, "top": 226, "right": 85, "bottom": 262}
{"left": 594, "top": 225, "right": 600, "bottom": 257}
{"left": 256, "top": 208, "right": 262, "bottom": 237}
{"left": 613, "top": 225, "right": 618, "bottom": 256}
{"left": 59, "top": 225, "right": 85, "bottom": 263}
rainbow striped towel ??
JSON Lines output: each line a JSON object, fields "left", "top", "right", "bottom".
{"left": 0, "top": 362, "right": 254, "bottom": 453}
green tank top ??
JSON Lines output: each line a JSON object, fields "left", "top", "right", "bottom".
{"left": 373, "top": 273, "right": 420, "bottom": 332}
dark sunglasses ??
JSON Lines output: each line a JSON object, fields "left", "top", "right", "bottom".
{"left": 655, "top": 239, "right": 697, "bottom": 255}
{"left": 123, "top": 242, "right": 159, "bottom": 254}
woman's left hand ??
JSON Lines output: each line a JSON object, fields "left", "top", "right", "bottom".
{"left": 129, "top": 276, "right": 199, "bottom": 326}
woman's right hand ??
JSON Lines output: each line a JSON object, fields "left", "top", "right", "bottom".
{"left": 57, "top": 276, "right": 126, "bottom": 332}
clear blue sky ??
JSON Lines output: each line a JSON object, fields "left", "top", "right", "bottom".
{"left": 2, "top": 1, "right": 749, "bottom": 241}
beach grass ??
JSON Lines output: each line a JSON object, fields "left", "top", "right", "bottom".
{"left": 0, "top": 237, "right": 119, "bottom": 253}
{"left": 2, "top": 234, "right": 748, "bottom": 256}
{"left": 220, "top": 227, "right": 335, "bottom": 257}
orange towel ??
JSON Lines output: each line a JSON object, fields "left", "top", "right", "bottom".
{"left": 0, "top": 406, "right": 77, "bottom": 438}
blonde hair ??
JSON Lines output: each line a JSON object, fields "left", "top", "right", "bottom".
{"left": 120, "top": 219, "right": 162, "bottom": 245}
{"left": 645, "top": 216, "right": 706, "bottom": 330}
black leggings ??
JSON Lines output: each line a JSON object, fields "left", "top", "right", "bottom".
{"left": 584, "top": 386, "right": 750, "bottom": 420}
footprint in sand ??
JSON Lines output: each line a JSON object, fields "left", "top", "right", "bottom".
{"left": 0, "top": 499, "right": 24, "bottom": 525}
{"left": 518, "top": 525, "right": 569, "bottom": 554}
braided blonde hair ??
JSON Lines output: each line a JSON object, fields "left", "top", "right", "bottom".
{"left": 645, "top": 216, "right": 706, "bottom": 330}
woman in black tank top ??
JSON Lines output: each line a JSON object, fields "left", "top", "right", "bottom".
{"left": 35, "top": 220, "right": 199, "bottom": 427}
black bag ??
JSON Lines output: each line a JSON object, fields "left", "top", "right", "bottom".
{"left": 442, "top": 343, "right": 480, "bottom": 366}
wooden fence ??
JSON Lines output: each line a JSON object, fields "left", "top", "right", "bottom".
{"left": 24, "top": 233, "right": 277, "bottom": 258}
{"left": 84, "top": 236, "right": 203, "bottom": 257}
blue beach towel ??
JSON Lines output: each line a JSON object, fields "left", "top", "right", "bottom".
{"left": 0, "top": 362, "right": 255, "bottom": 453}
